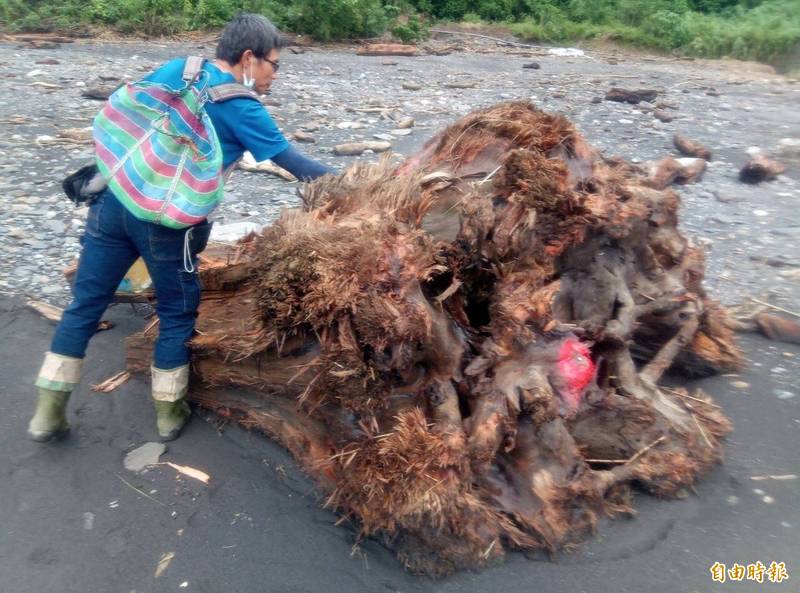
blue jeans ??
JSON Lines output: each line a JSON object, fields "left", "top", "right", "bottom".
{"left": 51, "top": 190, "right": 212, "bottom": 369}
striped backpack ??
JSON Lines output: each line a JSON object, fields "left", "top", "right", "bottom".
{"left": 93, "top": 57, "right": 257, "bottom": 229}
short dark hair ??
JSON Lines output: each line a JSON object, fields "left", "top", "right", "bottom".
{"left": 216, "top": 13, "right": 284, "bottom": 65}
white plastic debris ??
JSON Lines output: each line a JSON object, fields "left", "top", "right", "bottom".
{"left": 548, "top": 48, "right": 585, "bottom": 57}
{"left": 209, "top": 221, "right": 263, "bottom": 244}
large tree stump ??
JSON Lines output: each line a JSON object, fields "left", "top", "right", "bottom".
{"left": 126, "top": 102, "right": 740, "bottom": 576}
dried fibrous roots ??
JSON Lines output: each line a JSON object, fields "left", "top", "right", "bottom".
{"left": 126, "top": 102, "right": 741, "bottom": 576}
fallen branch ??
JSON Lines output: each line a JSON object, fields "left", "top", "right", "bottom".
{"left": 91, "top": 371, "right": 131, "bottom": 393}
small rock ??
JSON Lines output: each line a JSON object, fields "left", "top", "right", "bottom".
{"left": 82, "top": 86, "right": 118, "bottom": 101}
{"left": 390, "top": 129, "right": 412, "bottom": 136}
{"left": 45, "top": 220, "right": 66, "bottom": 234}
{"left": 776, "top": 138, "right": 800, "bottom": 158}
{"left": 591, "top": 97, "right": 602, "bottom": 104}
{"left": 731, "top": 380, "right": 750, "bottom": 389}
{"left": 522, "top": 62, "right": 541, "bottom": 70}
{"left": 292, "top": 131, "right": 316, "bottom": 143}
{"left": 363, "top": 141, "right": 392, "bottom": 153}
{"left": 381, "top": 59, "right": 398, "bottom": 66}
{"left": 298, "top": 122, "right": 319, "bottom": 132}
{"left": 333, "top": 143, "right": 367, "bottom": 156}
{"left": 402, "top": 82, "right": 422, "bottom": 91}
{"left": 653, "top": 109, "right": 674, "bottom": 123}
{"left": 35, "top": 59, "right": 60, "bottom": 65}
{"left": 337, "top": 121, "right": 364, "bottom": 130}
{"left": 396, "top": 117, "right": 415, "bottom": 129}
{"left": 123, "top": 442, "right": 167, "bottom": 472}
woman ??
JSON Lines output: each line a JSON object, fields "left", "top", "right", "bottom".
{"left": 28, "top": 13, "right": 332, "bottom": 442}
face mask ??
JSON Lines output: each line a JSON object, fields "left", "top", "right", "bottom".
{"left": 242, "top": 62, "right": 255, "bottom": 90}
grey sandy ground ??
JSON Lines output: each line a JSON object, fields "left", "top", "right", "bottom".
{"left": 0, "top": 38, "right": 799, "bottom": 593}
{"left": 0, "top": 298, "right": 797, "bottom": 593}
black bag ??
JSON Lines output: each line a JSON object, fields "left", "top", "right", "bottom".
{"left": 62, "top": 164, "right": 106, "bottom": 205}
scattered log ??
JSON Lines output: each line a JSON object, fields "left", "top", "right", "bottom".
{"left": 12, "top": 33, "right": 75, "bottom": 43}
{"left": 28, "top": 299, "right": 115, "bottom": 331}
{"left": 82, "top": 85, "right": 120, "bottom": 101}
{"left": 653, "top": 109, "right": 674, "bottom": 123}
{"left": 445, "top": 81, "right": 477, "bottom": 89}
{"left": 674, "top": 134, "right": 712, "bottom": 160}
{"left": 238, "top": 152, "right": 297, "bottom": 181}
{"left": 91, "top": 371, "right": 131, "bottom": 393}
{"left": 755, "top": 313, "right": 800, "bottom": 344}
{"left": 739, "top": 154, "right": 785, "bottom": 183}
{"left": 357, "top": 44, "right": 418, "bottom": 57}
{"left": 605, "top": 87, "right": 659, "bottom": 104}
{"left": 332, "top": 141, "right": 392, "bottom": 156}
{"left": 126, "top": 101, "right": 740, "bottom": 576}
{"left": 642, "top": 156, "right": 707, "bottom": 189}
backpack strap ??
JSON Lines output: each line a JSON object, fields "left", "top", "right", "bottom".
{"left": 182, "top": 56, "right": 206, "bottom": 83}
{"left": 207, "top": 83, "right": 259, "bottom": 103}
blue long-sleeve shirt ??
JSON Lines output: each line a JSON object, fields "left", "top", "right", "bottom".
{"left": 144, "top": 58, "right": 333, "bottom": 181}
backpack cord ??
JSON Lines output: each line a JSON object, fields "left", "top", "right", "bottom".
{"left": 183, "top": 227, "right": 195, "bottom": 273}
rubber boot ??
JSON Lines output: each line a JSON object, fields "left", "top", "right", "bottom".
{"left": 153, "top": 399, "right": 191, "bottom": 442}
{"left": 151, "top": 365, "right": 191, "bottom": 442}
{"left": 28, "top": 388, "right": 71, "bottom": 442}
{"left": 30, "top": 351, "right": 82, "bottom": 443}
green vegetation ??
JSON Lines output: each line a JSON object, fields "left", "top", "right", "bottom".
{"left": 509, "top": 0, "right": 800, "bottom": 64}
{"left": 1, "top": 0, "right": 798, "bottom": 65}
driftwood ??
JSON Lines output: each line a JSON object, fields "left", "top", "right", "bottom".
{"left": 126, "top": 102, "right": 740, "bottom": 575}
{"left": 357, "top": 44, "right": 418, "bottom": 57}
{"left": 605, "top": 87, "right": 659, "bottom": 104}
{"left": 739, "top": 154, "right": 785, "bottom": 183}
{"left": 674, "top": 134, "right": 713, "bottom": 160}
{"left": 755, "top": 313, "right": 800, "bottom": 344}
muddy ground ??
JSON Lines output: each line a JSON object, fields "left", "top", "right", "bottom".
{"left": 0, "top": 35, "right": 798, "bottom": 593}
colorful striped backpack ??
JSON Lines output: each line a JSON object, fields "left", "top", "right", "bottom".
{"left": 93, "top": 57, "right": 257, "bottom": 229}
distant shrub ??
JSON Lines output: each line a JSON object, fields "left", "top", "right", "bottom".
{"left": 287, "top": 0, "right": 389, "bottom": 40}
{"left": 391, "top": 14, "right": 428, "bottom": 43}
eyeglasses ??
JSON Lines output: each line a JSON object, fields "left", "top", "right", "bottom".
{"left": 263, "top": 57, "right": 280, "bottom": 72}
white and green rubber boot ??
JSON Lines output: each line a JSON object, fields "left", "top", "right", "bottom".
{"left": 28, "top": 388, "right": 71, "bottom": 442}
{"left": 30, "top": 351, "right": 83, "bottom": 442}
{"left": 151, "top": 365, "right": 191, "bottom": 442}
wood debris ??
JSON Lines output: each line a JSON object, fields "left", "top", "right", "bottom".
{"left": 357, "top": 44, "right": 418, "bottom": 57}
{"left": 125, "top": 101, "right": 740, "bottom": 576}
{"left": 238, "top": 152, "right": 297, "bottom": 181}
{"left": 674, "top": 134, "right": 712, "bottom": 160}
{"left": 161, "top": 462, "right": 211, "bottom": 484}
{"left": 739, "top": 154, "right": 785, "bottom": 183}
{"left": 27, "top": 299, "right": 63, "bottom": 322}
{"left": 91, "top": 371, "right": 131, "bottom": 393}
{"left": 605, "top": 87, "right": 659, "bottom": 104}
